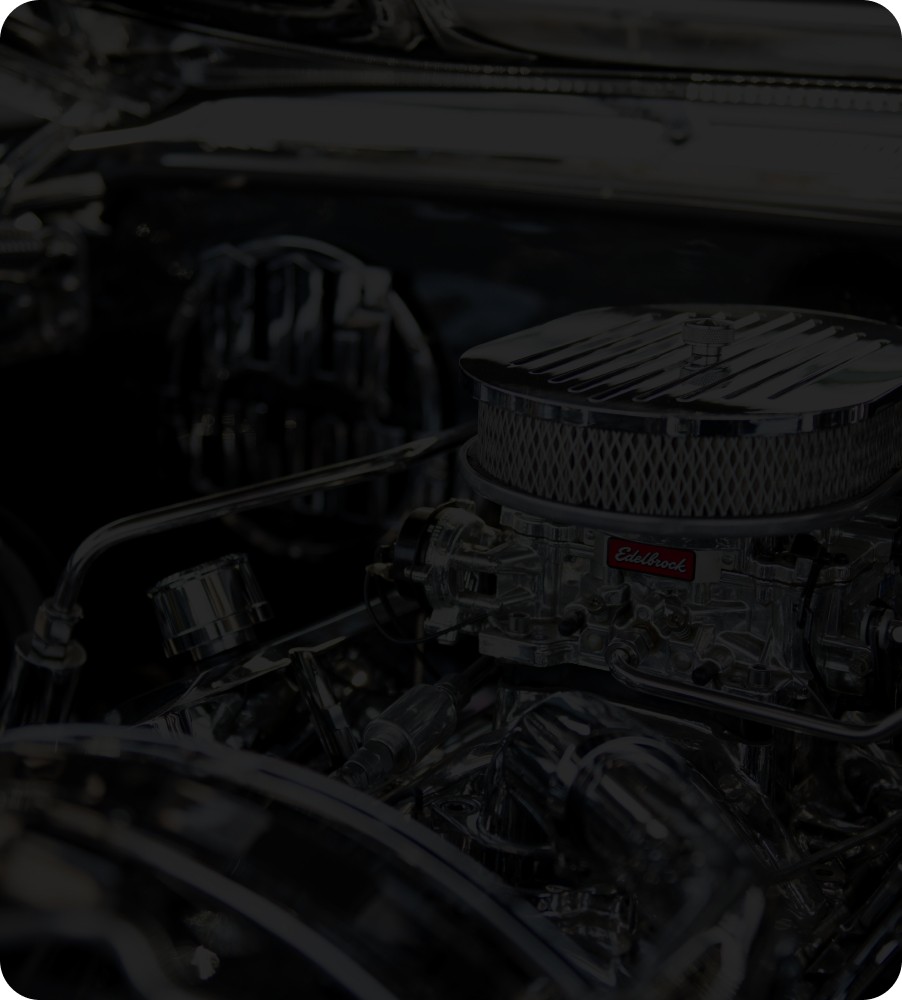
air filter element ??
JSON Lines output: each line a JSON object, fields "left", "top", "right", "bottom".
{"left": 460, "top": 306, "right": 902, "bottom": 536}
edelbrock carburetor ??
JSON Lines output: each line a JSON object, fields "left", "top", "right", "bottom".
{"left": 386, "top": 305, "right": 902, "bottom": 703}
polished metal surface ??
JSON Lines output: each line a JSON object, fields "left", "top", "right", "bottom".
{"left": 1, "top": 425, "right": 473, "bottom": 732}
{"left": 397, "top": 494, "right": 902, "bottom": 742}
{"left": 168, "top": 235, "right": 444, "bottom": 552}
{"left": 53, "top": 423, "right": 474, "bottom": 626}
{"left": 460, "top": 439, "right": 902, "bottom": 537}
{"left": 0, "top": 725, "right": 595, "bottom": 1000}
{"left": 461, "top": 305, "right": 902, "bottom": 431}
{"left": 149, "top": 554, "right": 272, "bottom": 662}
{"left": 462, "top": 305, "right": 902, "bottom": 522}
{"left": 4, "top": 3, "right": 902, "bottom": 994}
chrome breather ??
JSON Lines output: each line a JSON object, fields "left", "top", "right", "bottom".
{"left": 148, "top": 554, "right": 273, "bottom": 662}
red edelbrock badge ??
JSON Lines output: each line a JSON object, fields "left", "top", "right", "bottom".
{"left": 607, "top": 538, "right": 697, "bottom": 582}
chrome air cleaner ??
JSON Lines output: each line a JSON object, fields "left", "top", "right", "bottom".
{"left": 460, "top": 306, "right": 902, "bottom": 536}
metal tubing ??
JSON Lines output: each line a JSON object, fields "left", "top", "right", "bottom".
{"left": 47, "top": 424, "right": 473, "bottom": 628}
{"left": 609, "top": 655, "right": 902, "bottom": 745}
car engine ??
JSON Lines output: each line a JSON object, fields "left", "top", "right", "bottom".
{"left": 5, "top": 302, "right": 902, "bottom": 999}
{"left": 1, "top": 3, "right": 902, "bottom": 1000}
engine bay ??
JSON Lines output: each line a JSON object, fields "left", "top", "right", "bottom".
{"left": 2, "top": 4, "right": 902, "bottom": 999}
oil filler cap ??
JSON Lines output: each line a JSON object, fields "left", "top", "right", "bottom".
{"left": 149, "top": 554, "right": 272, "bottom": 662}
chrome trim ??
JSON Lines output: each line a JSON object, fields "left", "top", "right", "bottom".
{"left": 461, "top": 305, "right": 902, "bottom": 436}
{"left": 460, "top": 439, "right": 902, "bottom": 539}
